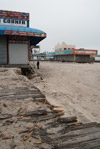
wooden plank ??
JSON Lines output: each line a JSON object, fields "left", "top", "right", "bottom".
{"left": 23, "top": 110, "right": 48, "bottom": 117}
{"left": 52, "top": 126, "right": 100, "bottom": 141}
{"left": 53, "top": 131, "right": 100, "bottom": 149}
{"left": 0, "top": 94, "right": 44, "bottom": 100}
{"left": 57, "top": 117, "right": 77, "bottom": 123}
{"left": 58, "top": 122, "right": 99, "bottom": 134}
{"left": 0, "top": 114, "right": 12, "bottom": 120}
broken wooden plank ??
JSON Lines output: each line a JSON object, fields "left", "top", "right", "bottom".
{"left": 58, "top": 122, "right": 100, "bottom": 134}
{"left": 0, "top": 114, "right": 12, "bottom": 120}
{"left": 52, "top": 131, "right": 100, "bottom": 149}
{"left": 57, "top": 116, "right": 77, "bottom": 123}
{"left": 23, "top": 110, "right": 48, "bottom": 117}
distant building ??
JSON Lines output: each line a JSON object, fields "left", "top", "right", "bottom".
{"left": 55, "top": 42, "right": 75, "bottom": 51}
{"left": 32, "top": 51, "right": 54, "bottom": 61}
{"left": 53, "top": 44, "right": 98, "bottom": 63}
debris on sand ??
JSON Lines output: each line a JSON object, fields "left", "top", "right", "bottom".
{"left": 0, "top": 68, "right": 100, "bottom": 149}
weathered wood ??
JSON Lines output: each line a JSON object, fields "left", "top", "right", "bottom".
{"left": 46, "top": 117, "right": 78, "bottom": 129}
{"left": 0, "top": 91, "right": 42, "bottom": 97}
{"left": 2, "top": 120, "right": 14, "bottom": 126}
{"left": 0, "top": 87, "right": 40, "bottom": 95}
{"left": 52, "top": 126, "right": 100, "bottom": 143}
{"left": 52, "top": 131, "right": 100, "bottom": 149}
{"left": 23, "top": 110, "right": 48, "bottom": 117}
{"left": 67, "top": 139, "right": 100, "bottom": 149}
{"left": 20, "top": 112, "right": 63, "bottom": 123}
{"left": 0, "top": 94, "right": 44, "bottom": 100}
{"left": 58, "top": 122, "right": 99, "bottom": 134}
{"left": 57, "top": 116, "right": 77, "bottom": 123}
{"left": 0, "top": 114, "right": 12, "bottom": 120}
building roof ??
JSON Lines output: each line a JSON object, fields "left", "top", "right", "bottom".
{"left": 0, "top": 25, "right": 46, "bottom": 34}
{"left": 0, "top": 25, "right": 46, "bottom": 45}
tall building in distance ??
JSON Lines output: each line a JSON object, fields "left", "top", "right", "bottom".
{"left": 55, "top": 42, "right": 75, "bottom": 51}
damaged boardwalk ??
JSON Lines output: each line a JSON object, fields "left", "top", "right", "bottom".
{"left": 0, "top": 68, "right": 100, "bottom": 149}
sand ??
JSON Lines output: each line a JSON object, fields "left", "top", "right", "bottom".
{"left": 1, "top": 63, "right": 100, "bottom": 148}
{"left": 0, "top": 68, "right": 54, "bottom": 149}
{"left": 32, "top": 61, "right": 100, "bottom": 123}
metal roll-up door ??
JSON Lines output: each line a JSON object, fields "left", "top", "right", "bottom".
{"left": 0, "top": 36, "right": 7, "bottom": 64}
{"left": 9, "top": 43, "right": 28, "bottom": 64}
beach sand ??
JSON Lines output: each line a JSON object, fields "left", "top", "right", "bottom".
{"left": 32, "top": 61, "right": 100, "bottom": 123}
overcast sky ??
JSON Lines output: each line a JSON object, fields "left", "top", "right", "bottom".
{"left": 1, "top": 0, "right": 100, "bottom": 53}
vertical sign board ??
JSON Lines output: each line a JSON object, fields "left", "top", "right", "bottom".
{"left": 0, "top": 10, "right": 29, "bottom": 27}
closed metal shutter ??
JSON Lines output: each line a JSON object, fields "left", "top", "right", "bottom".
{"left": 9, "top": 43, "right": 28, "bottom": 64}
{"left": 0, "top": 36, "right": 7, "bottom": 64}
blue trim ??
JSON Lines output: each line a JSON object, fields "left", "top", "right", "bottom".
{"left": 0, "top": 30, "right": 4, "bottom": 34}
{"left": 0, "top": 25, "right": 46, "bottom": 34}
{"left": 53, "top": 50, "right": 73, "bottom": 55}
{"left": 96, "top": 55, "right": 100, "bottom": 57}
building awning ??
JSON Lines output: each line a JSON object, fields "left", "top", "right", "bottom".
{"left": 0, "top": 25, "right": 46, "bottom": 45}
